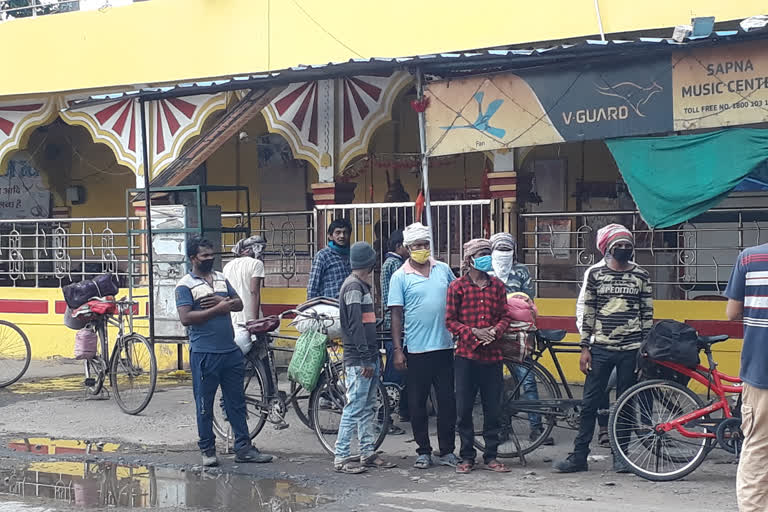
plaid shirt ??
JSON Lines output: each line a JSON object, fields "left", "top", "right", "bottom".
{"left": 446, "top": 274, "right": 512, "bottom": 363}
{"left": 307, "top": 246, "right": 351, "bottom": 299}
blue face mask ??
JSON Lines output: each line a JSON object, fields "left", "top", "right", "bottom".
{"left": 472, "top": 255, "right": 493, "bottom": 272}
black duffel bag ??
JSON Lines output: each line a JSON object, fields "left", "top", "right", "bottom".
{"left": 639, "top": 319, "right": 700, "bottom": 369}
{"left": 62, "top": 273, "right": 120, "bottom": 310}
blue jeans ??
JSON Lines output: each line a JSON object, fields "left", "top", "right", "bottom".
{"left": 513, "top": 361, "right": 543, "bottom": 432}
{"left": 334, "top": 361, "right": 380, "bottom": 463}
{"left": 190, "top": 349, "right": 252, "bottom": 456}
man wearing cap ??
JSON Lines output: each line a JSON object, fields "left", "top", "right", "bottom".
{"left": 334, "top": 241, "right": 396, "bottom": 473}
{"left": 554, "top": 224, "right": 653, "bottom": 473}
{"left": 223, "top": 235, "right": 267, "bottom": 354}
{"left": 387, "top": 222, "right": 460, "bottom": 469}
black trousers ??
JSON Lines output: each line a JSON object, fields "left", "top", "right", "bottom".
{"left": 406, "top": 349, "right": 456, "bottom": 456}
{"left": 573, "top": 346, "right": 638, "bottom": 458}
{"left": 455, "top": 356, "right": 503, "bottom": 463}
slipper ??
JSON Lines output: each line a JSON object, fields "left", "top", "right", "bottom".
{"left": 482, "top": 460, "right": 511, "bottom": 473}
{"left": 456, "top": 461, "right": 474, "bottom": 474}
{"left": 334, "top": 461, "right": 367, "bottom": 474}
{"left": 362, "top": 455, "right": 397, "bottom": 469}
{"left": 598, "top": 431, "right": 611, "bottom": 448}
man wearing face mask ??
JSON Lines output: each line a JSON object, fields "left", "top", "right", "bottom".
{"left": 489, "top": 232, "right": 553, "bottom": 446}
{"left": 446, "top": 238, "right": 514, "bottom": 474}
{"left": 554, "top": 224, "right": 653, "bottom": 473}
{"left": 387, "top": 222, "right": 460, "bottom": 469}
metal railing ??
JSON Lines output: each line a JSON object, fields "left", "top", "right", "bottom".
{"left": 520, "top": 207, "right": 768, "bottom": 300}
{"left": 0, "top": 0, "right": 80, "bottom": 20}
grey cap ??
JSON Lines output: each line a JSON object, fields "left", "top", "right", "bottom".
{"left": 349, "top": 241, "right": 376, "bottom": 270}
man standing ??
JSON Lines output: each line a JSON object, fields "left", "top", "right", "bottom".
{"left": 334, "top": 241, "right": 397, "bottom": 473}
{"left": 725, "top": 242, "right": 768, "bottom": 512}
{"left": 307, "top": 218, "right": 353, "bottom": 299}
{"left": 554, "top": 224, "right": 652, "bottom": 473}
{"left": 388, "top": 222, "right": 460, "bottom": 469}
{"left": 380, "top": 229, "right": 409, "bottom": 429}
{"left": 446, "top": 238, "right": 513, "bottom": 474}
{"left": 175, "top": 237, "right": 273, "bottom": 467}
{"left": 223, "top": 235, "right": 267, "bottom": 354}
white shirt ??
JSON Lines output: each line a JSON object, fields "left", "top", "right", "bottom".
{"left": 575, "top": 259, "right": 606, "bottom": 335}
{"left": 222, "top": 257, "right": 265, "bottom": 328}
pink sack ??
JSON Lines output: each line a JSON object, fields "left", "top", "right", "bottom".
{"left": 506, "top": 297, "right": 538, "bottom": 325}
{"left": 74, "top": 328, "right": 98, "bottom": 360}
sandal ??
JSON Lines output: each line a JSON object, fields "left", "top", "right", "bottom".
{"left": 598, "top": 431, "right": 610, "bottom": 448}
{"left": 334, "top": 460, "right": 367, "bottom": 474}
{"left": 482, "top": 459, "right": 511, "bottom": 473}
{"left": 456, "top": 460, "right": 474, "bottom": 474}
{"left": 362, "top": 454, "right": 397, "bottom": 469}
{"left": 413, "top": 454, "right": 432, "bottom": 469}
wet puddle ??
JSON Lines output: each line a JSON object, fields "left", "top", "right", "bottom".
{"left": 3, "top": 438, "right": 331, "bottom": 510}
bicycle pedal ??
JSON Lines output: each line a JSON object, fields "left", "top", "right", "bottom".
{"left": 273, "top": 421, "right": 290, "bottom": 431}
{"left": 84, "top": 378, "right": 96, "bottom": 387}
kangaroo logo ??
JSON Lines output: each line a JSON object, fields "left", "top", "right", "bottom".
{"left": 594, "top": 81, "right": 663, "bottom": 117}
{"left": 441, "top": 92, "right": 506, "bottom": 138}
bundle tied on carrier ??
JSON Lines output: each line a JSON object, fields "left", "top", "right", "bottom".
{"left": 500, "top": 292, "right": 537, "bottom": 362}
{"left": 638, "top": 319, "right": 699, "bottom": 384}
{"left": 287, "top": 329, "right": 328, "bottom": 392}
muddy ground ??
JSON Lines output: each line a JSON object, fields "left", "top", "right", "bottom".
{"left": 0, "top": 361, "right": 740, "bottom": 511}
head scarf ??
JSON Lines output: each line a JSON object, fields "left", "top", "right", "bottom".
{"left": 461, "top": 238, "right": 492, "bottom": 274}
{"left": 403, "top": 222, "right": 432, "bottom": 246}
{"left": 232, "top": 236, "right": 266, "bottom": 258}
{"left": 596, "top": 224, "right": 634, "bottom": 255}
{"left": 490, "top": 232, "right": 517, "bottom": 263}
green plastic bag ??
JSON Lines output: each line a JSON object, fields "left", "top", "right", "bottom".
{"left": 287, "top": 329, "right": 327, "bottom": 392}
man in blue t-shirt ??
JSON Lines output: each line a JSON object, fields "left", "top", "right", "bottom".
{"left": 725, "top": 243, "right": 768, "bottom": 512}
{"left": 388, "top": 222, "right": 459, "bottom": 470}
{"left": 175, "top": 237, "right": 273, "bottom": 468}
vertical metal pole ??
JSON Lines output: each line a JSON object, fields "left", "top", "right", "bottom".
{"left": 139, "top": 99, "right": 156, "bottom": 348}
{"left": 416, "top": 68, "right": 433, "bottom": 230}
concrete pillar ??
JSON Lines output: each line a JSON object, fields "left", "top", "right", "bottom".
{"left": 488, "top": 149, "right": 518, "bottom": 236}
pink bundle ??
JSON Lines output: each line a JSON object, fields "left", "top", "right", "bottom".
{"left": 506, "top": 292, "right": 538, "bottom": 326}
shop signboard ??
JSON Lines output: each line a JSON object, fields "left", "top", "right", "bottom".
{"left": 0, "top": 152, "right": 50, "bottom": 219}
{"left": 425, "top": 57, "right": 673, "bottom": 156}
{"left": 673, "top": 41, "right": 768, "bottom": 130}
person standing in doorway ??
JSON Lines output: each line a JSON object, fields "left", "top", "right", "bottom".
{"left": 388, "top": 222, "right": 460, "bottom": 469}
{"left": 447, "top": 238, "right": 513, "bottom": 474}
{"left": 553, "top": 224, "right": 652, "bottom": 473}
{"left": 334, "top": 241, "right": 397, "bottom": 473}
{"left": 380, "top": 229, "right": 409, "bottom": 432}
{"left": 307, "top": 218, "right": 353, "bottom": 299}
{"left": 725, "top": 242, "right": 768, "bottom": 512}
{"left": 223, "top": 235, "right": 267, "bottom": 354}
{"left": 488, "top": 232, "right": 553, "bottom": 446}
{"left": 175, "top": 237, "right": 273, "bottom": 467}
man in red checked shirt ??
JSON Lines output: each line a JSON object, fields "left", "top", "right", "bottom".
{"left": 446, "top": 238, "right": 513, "bottom": 474}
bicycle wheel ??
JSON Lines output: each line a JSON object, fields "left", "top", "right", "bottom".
{"left": 473, "top": 359, "right": 560, "bottom": 458}
{"left": 609, "top": 379, "right": 710, "bottom": 481}
{"left": 212, "top": 358, "right": 268, "bottom": 442}
{"left": 289, "top": 380, "right": 314, "bottom": 429}
{"left": 0, "top": 320, "right": 31, "bottom": 388}
{"left": 310, "top": 372, "right": 390, "bottom": 456}
{"left": 85, "top": 356, "right": 107, "bottom": 396}
{"left": 110, "top": 333, "right": 157, "bottom": 415}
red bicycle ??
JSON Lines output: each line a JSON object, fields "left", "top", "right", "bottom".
{"left": 608, "top": 334, "right": 743, "bottom": 481}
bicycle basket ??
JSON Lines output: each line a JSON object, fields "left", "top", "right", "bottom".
{"left": 287, "top": 329, "right": 328, "bottom": 392}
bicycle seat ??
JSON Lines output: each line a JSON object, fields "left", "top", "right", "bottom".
{"left": 246, "top": 315, "right": 280, "bottom": 335}
{"left": 698, "top": 334, "right": 729, "bottom": 346}
{"left": 537, "top": 329, "right": 567, "bottom": 342}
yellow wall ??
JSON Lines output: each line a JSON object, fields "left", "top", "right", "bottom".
{"left": 0, "top": 0, "right": 763, "bottom": 97}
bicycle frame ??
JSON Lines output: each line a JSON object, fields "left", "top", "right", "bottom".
{"left": 649, "top": 352, "right": 742, "bottom": 439}
{"left": 87, "top": 301, "right": 134, "bottom": 388}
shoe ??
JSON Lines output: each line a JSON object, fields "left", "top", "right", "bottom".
{"left": 413, "top": 454, "right": 433, "bottom": 469}
{"left": 436, "top": 453, "right": 460, "bottom": 467}
{"left": 553, "top": 453, "right": 588, "bottom": 473}
{"left": 234, "top": 447, "right": 273, "bottom": 464}
{"left": 202, "top": 452, "right": 219, "bottom": 467}
{"left": 613, "top": 455, "right": 632, "bottom": 474}
{"left": 530, "top": 428, "right": 555, "bottom": 446}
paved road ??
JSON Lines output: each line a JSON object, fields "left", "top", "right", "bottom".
{"left": 0, "top": 368, "right": 741, "bottom": 511}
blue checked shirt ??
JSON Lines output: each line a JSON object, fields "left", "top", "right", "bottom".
{"left": 307, "top": 247, "right": 351, "bottom": 299}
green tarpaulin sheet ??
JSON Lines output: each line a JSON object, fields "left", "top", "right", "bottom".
{"left": 606, "top": 128, "right": 768, "bottom": 229}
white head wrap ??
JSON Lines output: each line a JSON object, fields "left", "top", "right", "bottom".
{"left": 402, "top": 222, "right": 432, "bottom": 246}
{"left": 232, "top": 236, "right": 266, "bottom": 258}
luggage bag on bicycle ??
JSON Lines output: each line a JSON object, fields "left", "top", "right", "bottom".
{"left": 62, "top": 273, "right": 120, "bottom": 309}
{"left": 639, "top": 320, "right": 700, "bottom": 369}
{"left": 287, "top": 329, "right": 327, "bottom": 392}
{"left": 500, "top": 321, "right": 535, "bottom": 363}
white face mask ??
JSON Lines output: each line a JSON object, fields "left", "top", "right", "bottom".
{"left": 491, "top": 250, "right": 515, "bottom": 278}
